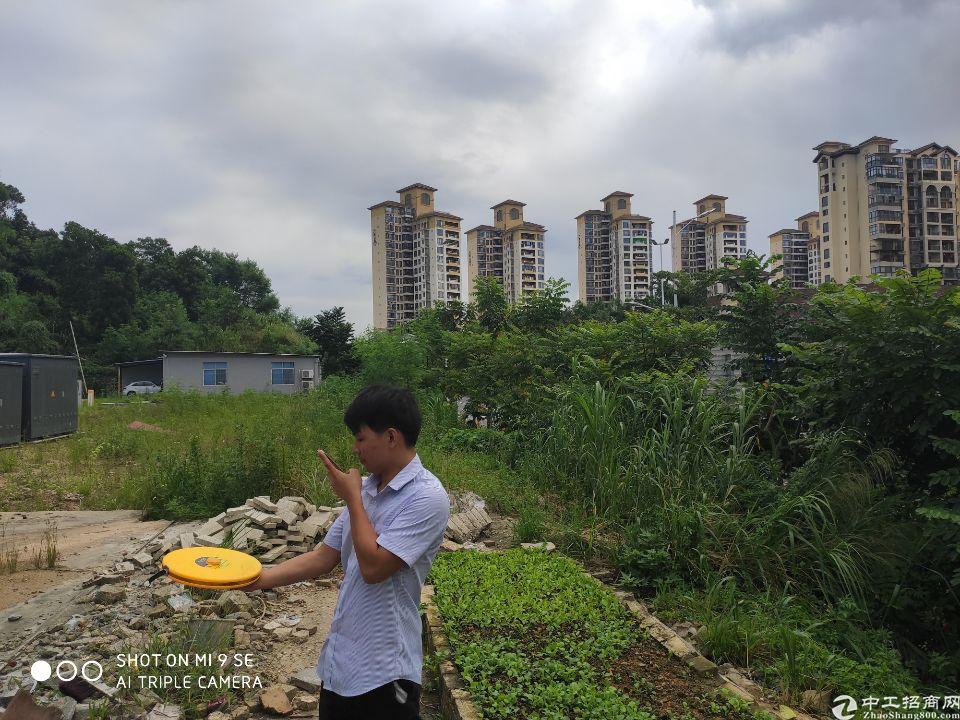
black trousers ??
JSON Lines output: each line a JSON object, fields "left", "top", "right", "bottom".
{"left": 318, "top": 679, "right": 421, "bottom": 720}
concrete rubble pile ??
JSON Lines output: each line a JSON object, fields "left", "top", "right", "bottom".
{"left": 0, "top": 496, "right": 347, "bottom": 719}
{"left": 141, "top": 496, "right": 342, "bottom": 566}
{"left": 442, "top": 490, "right": 492, "bottom": 546}
{"left": 0, "top": 492, "right": 515, "bottom": 718}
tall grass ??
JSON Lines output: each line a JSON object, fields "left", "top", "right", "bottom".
{"left": 542, "top": 381, "right": 634, "bottom": 516}
{"left": 4, "top": 376, "right": 534, "bottom": 526}
{"left": 540, "top": 375, "right": 894, "bottom": 608}
{"left": 533, "top": 373, "right": 914, "bottom": 697}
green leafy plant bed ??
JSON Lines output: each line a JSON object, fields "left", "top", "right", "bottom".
{"left": 430, "top": 549, "right": 775, "bottom": 720}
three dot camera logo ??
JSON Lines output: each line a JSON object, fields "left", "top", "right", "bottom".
{"left": 832, "top": 695, "right": 859, "bottom": 720}
{"left": 31, "top": 658, "right": 103, "bottom": 683}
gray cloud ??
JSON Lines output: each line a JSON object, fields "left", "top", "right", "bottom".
{"left": 693, "top": 0, "right": 948, "bottom": 55}
{"left": 2, "top": 0, "right": 959, "bottom": 331}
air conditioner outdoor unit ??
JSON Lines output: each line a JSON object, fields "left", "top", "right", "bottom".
{"left": 301, "top": 380, "right": 314, "bottom": 391}
{"left": 300, "top": 369, "right": 314, "bottom": 380}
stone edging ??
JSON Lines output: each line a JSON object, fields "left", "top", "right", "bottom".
{"left": 593, "top": 574, "right": 818, "bottom": 720}
{"left": 421, "top": 585, "right": 482, "bottom": 720}
{"left": 420, "top": 567, "right": 818, "bottom": 720}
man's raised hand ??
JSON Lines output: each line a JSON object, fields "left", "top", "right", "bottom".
{"left": 317, "top": 448, "right": 362, "bottom": 502}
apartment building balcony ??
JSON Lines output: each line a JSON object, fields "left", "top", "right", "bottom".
{"left": 870, "top": 223, "right": 903, "bottom": 239}
{"left": 869, "top": 263, "right": 905, "bottom": 276}
{"left": 869, "top": 193, "right": 903, "bottom": 208}
{"left": 870, "top": 242, "right": 904, "bottom": 259}
{"left": 867, "top": 169, "right": 904, "bottom": 182}
{"left": 870, "top": 210, "right": 903, "bottom": 222}
{"left": 867, "top": 153, "right": 903, "bottom": 165}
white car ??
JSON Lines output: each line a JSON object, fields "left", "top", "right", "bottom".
{"left": 123, "top": 380, "right": 162, "bottom": 396}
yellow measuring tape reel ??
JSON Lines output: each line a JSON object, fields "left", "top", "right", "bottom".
{"left": 161, "top": 546, "right": 262, "bottom": 590}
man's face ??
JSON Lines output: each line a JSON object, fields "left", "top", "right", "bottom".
{"left": 352, "top": 425, "right": 402, "bottom": 474}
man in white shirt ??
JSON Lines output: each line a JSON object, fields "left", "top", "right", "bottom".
{"left": 245, "top": 385, "right": 449, "bottom": 720}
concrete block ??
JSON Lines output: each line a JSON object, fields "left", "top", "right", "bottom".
{"left": 248, "top": 496, "right": 278, "bottom": 513}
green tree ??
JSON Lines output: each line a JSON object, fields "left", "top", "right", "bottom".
{"left": 0, "top": 271, "right": 57, "bottom": 353}
{"left": 305, "top": 307, "right": 358, "bottom": 376}
{"left": 472, "top": 276, "right": 510, "bottom": 336}
{"left": 354, "top": 329, "right": 427, "bottom": 389}
{"left": 568, "top": 299, "right": 628, "bottom": 324}
{"left": 514, "top": 277, "right": 570, "bottom": 331}
{"left": 716, "top": 254, "right": 805, "bottom": 381}
{"left": 54, "top": 222, "right": 139, "bottom": 345}
{"left": 97, "top": 291, "right": 197, "bottom": 362}
{"left": 783, "top": 269, "right": 960, "bottom": 477}
{"left": 433, "top": 299, "right": 470, "bottom": 331}
{"left": 0, "top": 182, "right": 25, "bottom": 218}
{"left": 782, "top": 270, "right": 960, "bottom": 680}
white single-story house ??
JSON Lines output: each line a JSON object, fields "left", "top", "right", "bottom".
{"left": 116, "top": 351, "right": 321, "bottom": 395}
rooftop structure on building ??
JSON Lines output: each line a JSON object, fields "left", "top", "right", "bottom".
{"left": 466, "top": 199, "right": 546, "bottom": 303}
{"left": 576, "top": 191, "right": 653, "bottom": 305}
{"left": 370, "top": 184, "right": 463, "bottom": 329}
{"left": 670, "top": 195, "right": 749, "bottom": 277}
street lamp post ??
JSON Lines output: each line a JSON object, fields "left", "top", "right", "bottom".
{"left": 649, "top": 210, "right": 675, "bottom": 306}
{"left": 652, "top": 207, "right": 715, "bottom": 306}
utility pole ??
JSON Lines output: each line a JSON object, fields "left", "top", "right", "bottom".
{"left": 69, "top": 320, "right": 87, "bottom": 395}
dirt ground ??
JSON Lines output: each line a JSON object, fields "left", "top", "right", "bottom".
{"left": 0, "top": 511, "right": 450, "bottom": 718}
{"left": 254, "top": 577, "right": 441, "bottom": 719}
{"left": 0, "top": 511, "right": 173, "bottom": 614}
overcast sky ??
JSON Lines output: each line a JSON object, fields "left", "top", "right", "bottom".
{"left": 3, "top": 0, "right": 959, "bottom": 330}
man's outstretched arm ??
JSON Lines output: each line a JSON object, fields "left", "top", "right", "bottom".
{"left": 245, "top": 542, "right": 341, "bottom": 591}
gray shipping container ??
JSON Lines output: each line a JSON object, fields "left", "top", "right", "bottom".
{"left": 0, "top": 354, "right": 78, "bottom": 440}
{"left": 0, "top": 362, "right": 23, "bottom": 447}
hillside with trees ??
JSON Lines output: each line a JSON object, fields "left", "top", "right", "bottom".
{"left": 0, "top": 180, "right": 320, "bottom": 390}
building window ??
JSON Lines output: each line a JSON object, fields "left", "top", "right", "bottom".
{"left": 496, "top": 210, "right": 503, "bottom": 222}
{"left": 404, "top": 194, "right": 412, "bottom": 206}
{"left": 271, "top": 361, "right": 295, "bottom": 385}
{"left": 420, "top": 192, "right": 430, "bottom": 205}
{"left": 203, "top": 361, "right": 228, "bottom": 386}
{"left": 824, "top": 249, "right": 830, "bottom": 259}
{"left": 822, "top": 222, "right": 829, "bottom": 233}
{"left": 509, "top": 208, "right": 519, "bottom": 220}
{"left": 617, "top": 198, "right": 627, "bottom": 209}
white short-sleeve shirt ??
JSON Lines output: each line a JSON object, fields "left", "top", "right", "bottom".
{"left": 317, "top": 455, "right": 449, "bottom": 696}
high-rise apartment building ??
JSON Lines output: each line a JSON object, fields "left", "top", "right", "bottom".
{"left": 812, "top": 137, "right": 959, "bottom": 284}
{"left": 671, "top": 195, "right": 748, "bottom": 274}
{"left": 465, "top": 200, "right": 546, "bottom": 302}
{"left": 796, "top": 211, "right": 822, "bottom": 286}
{"left": 575, "top": 191, "right": 653, "bottom": 304}
{"left": 369, "top": 183, "right": 463, "bottom": 329}
{"left": 768, "top": 227, "right": 811, "bottom": 288}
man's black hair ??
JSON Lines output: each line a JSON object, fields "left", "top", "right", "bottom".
{"left": 343, "top": 384, "right": 422, "bottom": 447}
